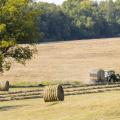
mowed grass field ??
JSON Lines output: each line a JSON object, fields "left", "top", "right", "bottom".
{"left": 0, "top": 91, "right": 120, "bottom": 120}
{"left": 1, "top": 37, "right": 120, "bottom": 84}
{"left": 0, "top": 38, "right": 120, "bottom": 120}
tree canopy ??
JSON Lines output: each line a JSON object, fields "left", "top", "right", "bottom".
{"left": 35, "top": 0, "right": 120, "bottom": 41}
{"left": 0, "top": 0, "right": 40, "bottom": 72}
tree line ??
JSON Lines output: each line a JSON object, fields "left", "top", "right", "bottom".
{"left": 35, "top": 0, "right": 120, "bottom": 42}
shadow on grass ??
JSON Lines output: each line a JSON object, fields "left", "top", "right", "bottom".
{"left": 47, "top": 102, "right": 60, "bottom": 107}
{"left": 0, "top": 105, "right": 27, "bottom": 111}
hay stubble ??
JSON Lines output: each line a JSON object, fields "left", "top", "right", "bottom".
{"left": 1, "top": 38, "right": 120, "bottom": 84}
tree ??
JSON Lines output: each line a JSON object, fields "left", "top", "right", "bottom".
{"left": 0, "top": 0, "right": 40, "bottom": 72}
{"left": 62, "top": 0, "right": 120, "bottom": 39}
{"left": 62, "top": 0, "right": 99, "bottom": 38}
{"left": 35, "top": 2, "right": 72, "bottom": 41}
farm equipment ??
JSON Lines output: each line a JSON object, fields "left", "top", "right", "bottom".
{"left": 105, "top": 70, "right": 120, "bottom": 83}
{"left": 90, "top": 69, "right": 105, "bottom": 83}
{"left": 90, "top": 69, "right": 120, "bottom": 84}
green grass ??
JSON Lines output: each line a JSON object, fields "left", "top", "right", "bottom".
{"left": 0, "top": 91, "right": 120, "bottom": 120}
{"left": 10, "top": 80, "right": 82, "bottom": 87}
{"left": 10, "top": 81, "right": 40, "bottom": 86}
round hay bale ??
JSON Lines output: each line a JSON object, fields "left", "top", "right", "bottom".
{"left": 0, "top": 81, "right": 9, "bottom": 91}
{"left": 43, "top": 85, "right": 64, "bottom": 102}
{"left": 90, "top": 69, "right": 105, "bottom": 83}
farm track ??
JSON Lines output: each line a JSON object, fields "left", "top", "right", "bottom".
{"left": 1, "top": 83, "right": 120, "bottom": 101}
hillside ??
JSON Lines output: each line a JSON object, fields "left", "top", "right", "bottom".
{"left": 1, "top": 37, "right": 120, "bottom": 84}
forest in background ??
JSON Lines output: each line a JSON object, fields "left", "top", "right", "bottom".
{"left": 35, "top": 0, "right": 120, "bottom": 42}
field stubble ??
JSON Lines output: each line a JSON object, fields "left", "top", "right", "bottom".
{"left": 1, "top": 37, "right": 120, "bottom": 84}
{"left": 0, "top": 91, "right": 120, "bottom": 120}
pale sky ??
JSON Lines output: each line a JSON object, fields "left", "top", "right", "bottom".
{"left": 36, "top": 0, "right": 65, "bottom": 4}
{"left": 36, "top": 0, "right": 103, "bottom": 5}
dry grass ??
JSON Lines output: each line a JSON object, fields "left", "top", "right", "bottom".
{"left": 0, "top": 38, "right": 120, "bottom": 119}
{"left": 1, "top": 83, "right": 120, "bottom": 101}
{"left": 1, "top": 37, "right": 120, "bottom": 84}
{"left": 0, "top": 91, "right": 120, "bottom": 120}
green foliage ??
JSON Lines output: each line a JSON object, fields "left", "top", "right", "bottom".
{"left": 35, "top": 2, "right": 72, "bottom": 41}
{"left": 9, "top": 45, "right": 36, "bottom": 65}
{"left": 63, "top": 0, "right": 120, "bottom": 38}
{"left": 0, "top": 0, "right": 40, "bottom": 43}
{"left": 35, "top": 0, "right": 120, "bottom": 41}
{"left": 0, "top": 40, "right": 16, "bottom": 49}
{"left": 0, "top": 24, "right": 6, "bottom": 33}
{"left": 0, "top": 0, "right": 41, "bottom": 72}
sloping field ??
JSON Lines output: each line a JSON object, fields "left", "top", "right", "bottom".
{"left": 0, "top": 91, "right": 120, "bottom": 120}
{"left": 1, "top": 37, "right": 120, "bottom": 83}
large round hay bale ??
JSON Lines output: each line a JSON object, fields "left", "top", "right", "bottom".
{"left": 43, "top": 85, "right": 64, "bottom": 102}
{"left": 90, "top": 69, "right": 105, "bottom": 83}
{"left": 0, "top": 81, "right": 9, "bottom": 91}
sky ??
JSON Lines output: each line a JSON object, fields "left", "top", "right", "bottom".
{"left": 36, "top": 0, "right": 103, "bottom": 5}
{"left": 36, "top": 0, "right": 65, "bottom": 5}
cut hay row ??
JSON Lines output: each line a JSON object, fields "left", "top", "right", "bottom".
{"left": 1, "top": 91, "right": 43, "bottom": 98}
{"left": 1, "top": 87, "right": 120, "bottom": 101}
{"left": 1, "top": 84, "right": 120, "bottom": 101}
{"left": 1, "top": 83, "right": 120, "bottom": 96}
{"left": 11, "top": 94, "right": 43, "bottom": 100}
{"left": 62, "top": 82, "right": 120, "bottom": 89}
{"left": 64, "top": 84, "right": 120, "bottom": 92}
{"left": 0, "top": 95, "right": 43, "bottom": 101}
{"left": 0, "top": 89, "right": 43, "bottom": 95}
{"left": 65, "top": 87, "right": 120, "bottom": 96}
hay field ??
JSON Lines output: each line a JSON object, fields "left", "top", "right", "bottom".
{"left": 0, "top": 91, "right": 120, "bottom": 120}
{"left": 1, "top": 37, "right": 120, "bottom": 84}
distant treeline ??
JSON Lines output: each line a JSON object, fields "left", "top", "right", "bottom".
{"left": 34, "top": 0, "right": 120, "bottom": 42}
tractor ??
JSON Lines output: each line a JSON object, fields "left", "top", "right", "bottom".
{"left": 105, "top": 70, "right": 120, "bottom": 83}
